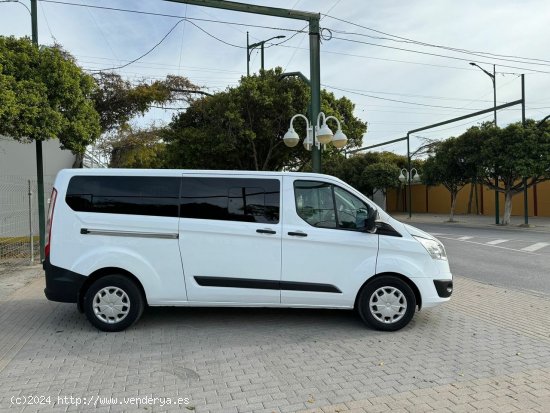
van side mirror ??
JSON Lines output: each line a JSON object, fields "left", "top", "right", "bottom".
{"left": 363, "top": 208, "right": 378, "bottom": 233}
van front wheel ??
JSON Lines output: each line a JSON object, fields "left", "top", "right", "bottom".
{"left": 83, "top": 275, "right": 144, "bottom": 332}
{"left": 357, "top": 276, "right": 416, "bottom": 331}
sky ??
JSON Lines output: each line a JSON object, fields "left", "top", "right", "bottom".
{"left": 1, "top": 0, "right": 549, "bottom": 158}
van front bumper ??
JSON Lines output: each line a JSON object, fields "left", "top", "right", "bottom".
{"left": 434, "top": 279, "right": 453, "bottom": 298}
{"left": 43, "top": 258, "right": 86, "bottom": 303}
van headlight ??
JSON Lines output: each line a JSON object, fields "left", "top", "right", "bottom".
{"left": 413, "top": 236, "right": 447, "bottom": 260}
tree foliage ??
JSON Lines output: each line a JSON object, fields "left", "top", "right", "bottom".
{"left": 91, "top": 73, "right": 198, "bottom": 133}
{"left": 106, "top": 126, "right": 167, "bottom": 168}
{"left": 0, "top": 36, "right": 100, "bottom": 153}
{"left": 478, "top": 120, "right": 550, "bottom": 224}
{"left": 324, "top": 151, "right": 414, "bottom": 199}
{"left": 422, "top": 137, "right": 473, "bottom": 221}
{"left": 423, "top": 120, "right": 550, "bottom": 224}
{"left": 162, "top": 68, "right": 367, "bottom": 171}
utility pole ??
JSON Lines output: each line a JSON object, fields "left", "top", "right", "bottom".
{"left": 30, "top": 0, "right": 46, "bottom": 261}
{"left": 522, "top": 74, "right": 528, "bottom": 226}
{"left": 493, "top": 64, "right": 499, "bottom": 225}
{"left": 470, "top": 62, "right": 499, "bottom": 224}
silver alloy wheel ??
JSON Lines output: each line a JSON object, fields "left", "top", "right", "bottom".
{"left": 93, "top": 286, "right": 130, "bottom": 324}
{"left": 369, "top": 286, "right": 407, "bottom": 324}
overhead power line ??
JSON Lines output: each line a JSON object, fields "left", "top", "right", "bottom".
{"left": 322, "top": 14, "right": 550, "bottom": 66}
{"left": 39, "top": 0, "right": 306, "bottom": 35}
{"left": 323, "top": 84, "right": 487, "bottom": 110}
{"left": 329, "top": 36, "right": 550, "bottom": 75}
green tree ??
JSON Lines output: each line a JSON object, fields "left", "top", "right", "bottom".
{"left": 90, "top": 72, "right": 198, "bottom": 167}
{"left": 107, "top": 126, "right": 167, "bottom": 168}
{"left": 364, "top": 161, "right": 400, "bottom": 198}
{"left": 163, "top": 68, "right": 367, "bottom": 171}
{"left": 0, "top": 36, "right": 100, "bottom": 153}
{"left": 323, "top": 151, "right": 410, "bottom": 212}
{"left": 323, "top": 152, "right": 380, "bottom": 195}
{"left": 92, "top": 72, "right": 198, "bottom": 133}
{"left": 478, "top": 120, "right": 550, "bottom": 225}
{"left": 422, "top": 137, "right": 471, "bottom": 221}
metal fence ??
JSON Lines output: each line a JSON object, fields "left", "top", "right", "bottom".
{"left": 0, "top": 175, "right": 54, "bottom": 274}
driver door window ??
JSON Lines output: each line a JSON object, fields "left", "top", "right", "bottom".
{"left": 294, "top": 180, "right": 373, "bottom": 230}
{"left": 294, "top": 181, "right": 337, "bottom": 228}
{"left": 333, "top": 186, "right": 371, "bottom": 229}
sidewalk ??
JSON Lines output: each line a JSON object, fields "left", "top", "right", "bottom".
{"left": 1, "top": 266, "right": 550, "bottom": 411}
{"left": 391, "top": 212, "right": 550, "bottom": 232}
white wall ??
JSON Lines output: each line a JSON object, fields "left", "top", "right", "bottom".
{"left": 0, "top": 137, "right": 76, "bottom": 179}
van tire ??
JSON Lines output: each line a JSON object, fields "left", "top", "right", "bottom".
{"left": 83, "top": 275, "right": 144, "bottom": 332}
{"left": 357, "top": 276, "right": 416, "bottom": 331}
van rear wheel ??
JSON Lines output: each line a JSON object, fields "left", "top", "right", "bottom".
{"left": 357, "top": 276, "right": 416, "bottom": 332}
{"left": 83, "top": 275, "right": 144, "bottom": 332}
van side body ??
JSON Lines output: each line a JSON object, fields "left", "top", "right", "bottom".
{"left": 44, "top": 169, "right": 452, "bottom": 331}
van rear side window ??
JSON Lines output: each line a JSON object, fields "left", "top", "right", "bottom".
{"left": 180, "top": 177, "right": 280, "bottom": 223}
{"left": 66, "top": 176, "right": 180, "bottom": 217}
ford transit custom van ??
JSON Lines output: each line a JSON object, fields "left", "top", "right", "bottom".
{"left": 44, "top": 169, "right": 453, "bottom": 332}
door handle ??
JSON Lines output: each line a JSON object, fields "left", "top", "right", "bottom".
{"left": 256, "top": 228, "right": 276, "bottom": 235}
{"left": 288, "top": 231, "right": 308, "bottom": 237}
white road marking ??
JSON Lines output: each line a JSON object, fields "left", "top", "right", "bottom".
{"left": 457, "top": 236, "right": 474, "bottom": 240}
{"left": 486, "top": 239, "right": 509, "bottom": 245}
{"left": 437, "top": 236, "right": 544, "bottom": 255}
{"left": 521, "top": 242, "right": 550, "bottom": 252}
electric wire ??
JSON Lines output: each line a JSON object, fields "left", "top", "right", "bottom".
{"left": 322, "top": 14, "right": 550, "bottom": 66}
{"left": 323, "top": 84, "right": 487, "bottom": 110}
{"left": 329, "top": 36, "right": 550, "bottom": 75}
{"left": 39, "top": 0, "right": 307, "bottom": 35}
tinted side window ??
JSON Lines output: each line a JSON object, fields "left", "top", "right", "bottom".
{"left": 180, "top": 178, "right": 280, "bottom": 223}
{"left": 66, "top": 176, "right": 180, "bottom": 217}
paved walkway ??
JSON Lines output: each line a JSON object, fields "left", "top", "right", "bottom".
{"left": 0, "top": 269, "right": 549, "bottom": 412}
{"left": 391, "top": 212, "right": 550, "bottom": 232}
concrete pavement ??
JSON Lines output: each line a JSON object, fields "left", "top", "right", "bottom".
{"left": 0, "top": 267, "right": 550, "bottom": 412}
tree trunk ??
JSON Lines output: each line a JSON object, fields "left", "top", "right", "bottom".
{"left": 449, "top": 192, "right": 457, "bottom": 222}
{"left": 467, "top": 183, "right": 474, "bottom": 214}
{"left": 474, "top": 182, "right": 480, "bottom": 214}
{"left": 502, "top": 190, "right": 513, "bottom": 225}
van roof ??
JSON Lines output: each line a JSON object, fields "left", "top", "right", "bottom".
{"left": 57, "top": 168, "right": 339, "bottom": 180}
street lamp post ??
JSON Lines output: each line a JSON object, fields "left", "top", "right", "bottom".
{"left": 283, "top": 112, "right": 347, "bottom": 172}
{"left": 247, "top": 32, "right": 286, "bottom": 75}
{"left": 398, "top": 168, "right": 421, "bottom": 219}
{"left": 470, "top": 62, "right": 500, "bottom": 225}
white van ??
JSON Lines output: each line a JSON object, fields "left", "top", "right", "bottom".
{"left": 44, "top": 169, "right": 452, "bottom": 332}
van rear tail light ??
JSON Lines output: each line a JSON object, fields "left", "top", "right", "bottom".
{"left": 45, "top": 188, "right": 57, "bottom": 259}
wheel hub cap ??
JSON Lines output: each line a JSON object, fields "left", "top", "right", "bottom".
{"left": 93, "top": 286, "right": 130, "bottom": 324}
{"left": 369, "top": 286, "right": 407, "bottom": 324}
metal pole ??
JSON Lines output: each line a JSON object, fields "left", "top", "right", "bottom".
{"left": 407, "top": 133, "right": 412, "bottom": 219}
{"left": 493, "top": 64, "right": 499, "bottom": 225}
{"left": 493, "top": 65, "right": 497, "bottom": 125}
{"left": 260, "top": 42, "right": 264, "bottom": 71}
{"left": 28, "top": 180, "right": 34, "bottom": 264}
{"left": 246, "top": 31, "right": 249, "bottom": 76}
{"left": 31, "top": 0, "right": 45, "bottom": 261}
{"left": 309, "top": 18, "right": 321, "bottom": 173}
{"left": 522, "top": 74, "right": 528, "bottom": 226}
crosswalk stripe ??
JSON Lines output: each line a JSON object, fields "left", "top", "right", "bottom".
{"left": 521, "top": 242, "right": 550, "bottom": 252}
{"left": 457, "top": 236, "right": 473, "bottom": 240}
{"left": 487, "top": 239, "right": 509, "bottom": 245}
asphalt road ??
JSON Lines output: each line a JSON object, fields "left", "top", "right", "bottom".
{"left": 412, "top": 222, "right": 550, "bottom": 295}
